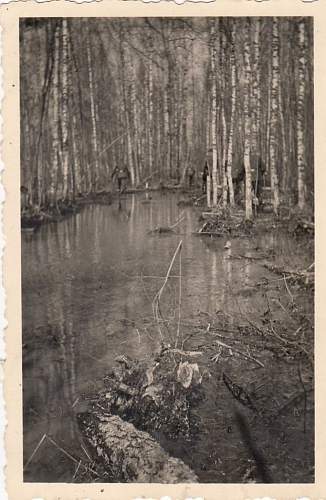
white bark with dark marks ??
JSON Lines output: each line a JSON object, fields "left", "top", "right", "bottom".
{"left": 243, "top": 19, "right": 253, "bottom": 220}
{"left": 297, "top": 19, "right": 307, "bottom": 210}
{"left": 79, "top": 413, "right": 198, "bottom": 483}
{"left": 270, "top": 17, "right": 280, "bottom": 215}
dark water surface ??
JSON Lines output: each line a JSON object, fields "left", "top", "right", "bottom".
{"left": 22, "top": 193, "right": 313, "bottom": 482}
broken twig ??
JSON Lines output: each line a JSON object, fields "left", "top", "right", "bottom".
{"left": 213, "top": 339, "right": 264, "bottom": 368}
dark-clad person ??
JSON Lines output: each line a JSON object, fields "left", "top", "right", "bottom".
{"left": 186, "top": 165, "right": 195, "bottom": 188}
{"left": 111, "top": 165, "right": 130, "bottom": 193}
{"left": 202, "top": 162, "right": 209, "bottom": 193}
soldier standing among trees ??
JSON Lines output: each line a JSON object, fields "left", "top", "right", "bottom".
{"left": 111, "top": 164, "right": 130, "bottom": 193}
{"left": 202, "top": 161, "right": 209, "bottom": 193}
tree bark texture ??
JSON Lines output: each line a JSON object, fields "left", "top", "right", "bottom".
{"left": 269, "top": 17, "right": 280, "bottom": 215}
{"left": 225, "top": 22, "right": 236, "bottom": 207}
{"left": 296, "top": 18, "right": 307, "bottom": 210}
{"left": 243, "top": 19, "right": 253, "bottom": 220}
{"left": 86, "top": 30, "right": 99, "bottom": 191}
{"left": 78, "top": 413, "right": 198, "bottom": 483}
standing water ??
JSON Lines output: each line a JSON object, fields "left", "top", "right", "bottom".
{"left": 22, "top": 192, "right": 314, "bottom": 482}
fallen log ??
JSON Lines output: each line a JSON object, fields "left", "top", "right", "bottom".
{"left": 78, "top": 413, "right": 198, "bottom": 483}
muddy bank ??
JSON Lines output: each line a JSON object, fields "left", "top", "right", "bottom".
{"left": 197, "top": 209, "right": 314, "bottom": 239}
{"left": 21, "top": 192, "right": 113, "bottom": 229}
{"left": 21, "top": 184, "right": 191, "bottom": 230}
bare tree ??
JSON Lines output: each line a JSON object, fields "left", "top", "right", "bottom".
{"left": 296, "top": 18, "right": 307, "bottom": 210}
{"left": 243, "top": 18, "right": 253, "bottom": 220}
{"left": 269, "top": 17, "right": 280, "bottom": 215}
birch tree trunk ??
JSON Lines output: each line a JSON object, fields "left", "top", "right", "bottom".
{"left": 49, "top": 23, "right": 60, "bottom": 208}
{"left": 279, "top": 80, "right": 288, "bottom": 193}
{"left": 187, "top": 37, "right": 195, "bottom": 176}
{"left": 219, "top": 27, "right": 228, "bottom": 208}
{"left": 86, "top": 29, "right": 99, "bottom": 192}
{"left": 163, "top": 83, "right": 170, "bottom": 180}
{"left": 225, "top": 22, "right": 236, "bottom": 207}
{"left": 251, "top": 18, "right": 261, "bottom": 163}
{"left": 206, "top": 85, "right": 211, "bottom": 208}
{"left": 180, "top": 30, "right": 189, "bottom": 184}
{"left": 296, "top": 18, "right": 307, "bottom": 210}
{"left": 148, "top": 34, "right": 154, "bottom": 177}
{"left": 269, "top": 17, "right": 280, "bottom": 215}
{"left": 167, "top": 63, "right": 174, "bottom": 179}
{"left": 221, "top": 106, "right": 228, "bottom": 208}
{"left": 207, "top": 172, "right": 212, "bottom": 208}
{"left": 125, "top": 63, "right": 135, "bottom": 186}
{"left": 210, "top": 20, "right": 218, "bottom": 207}
{"left": 243, "top": 19, "right": 253, "bottom": 220}
{"left": 128, "top": 52, "right": 138, "bottom": 185}
{"left": 265, "top": 68, "right": 271, "bottom": 181}
{"left": 31, "top": 21, "right": 55, "bottom": 207}
{"left": 61, "top": 19, "right": 70, "bottom": 201}
{"left": 72, "top": 113, "right": 81, "bottom": 196}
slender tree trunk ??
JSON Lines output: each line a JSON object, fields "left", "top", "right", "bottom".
{"left": 218, "top": 27, "right": 228, "bottom": 208}
{"left": 296, "top": 18, "right": 307, "bottom": 210}
{"left": 279, "top": 81, "right": 288, "bottom": 193}
{"left": 207, "top": 173, "right": 212, "bottom": 208}
{"left": 49, "top": 23, "right": 60, "bottom": 208}
{"left": 221, "top": 105, "right": 228, "bottom": 208}
{"left": 86, "top": 29, "right": 99, "bottom": 192}
{"left": 148, "top": 34, "right": 154, "bottom": 177}
{"left": 174, "top": 61, "right": 181, "bottom": 181}
{"left": 226, "top": 22, "right": 236, "bottom": 207}
{"left": 270, "top": 17, "right": 280, "bottom": 215}
{"left": 32, "top": 21, "right": 56, "bottom": 208}
{"left": 61, "top": 19, "right": 70, "bottom": 201}
{"left": 72, "top": 113, "right": 81, "bottom": 196}
{"left": 210, "top": 21, "right": 218, "bottom": 207}
{"left": 252, "top": 18, "right": 261, "bottom": 161}
{"left": 180, "top": 31, "right": 189, "bottom": 184}
{"left": 265, "top": 69, "right": 271, "bottom": 181}
{"left": 163, "top": 83, "right": 170, "bottom": 180}
{"left": 205, "top": 89, "right": 212, "bottom": 208}
{"left": 243, "top": 19, "right": 253, "bottom": 220}
{"left": 187, "top": 37, "right": 195, "bottom": 176}
{"left": 129, "top": 54, "right": 139, "bottom": 185}
{"left": 69, "top": 27, "right": 88, "bottom": 193}
{"left": 251, "top": 18, "right": 262, "bottom": 208}
{"left": 167, "top": 63, "right": 174, "bottom": 179}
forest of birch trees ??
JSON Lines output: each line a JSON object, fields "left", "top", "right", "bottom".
{"left": 20, "top": 17, "right": 313, "bottom": 218}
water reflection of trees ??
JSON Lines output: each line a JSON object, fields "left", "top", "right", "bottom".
{"left": 23, "top": 222, "right": 84, "bottom": 480}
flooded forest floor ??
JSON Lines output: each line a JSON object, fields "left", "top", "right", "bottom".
{"left": 22, "top": 191, "right": 314, "bottom": 483}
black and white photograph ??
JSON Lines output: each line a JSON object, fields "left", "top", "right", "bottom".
{"left": 20, "top": 16, "right": 314, "bottom": 485}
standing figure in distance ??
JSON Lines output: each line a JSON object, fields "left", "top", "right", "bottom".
{"left": 202, "top": 161, "right": 209, "bottom": 193}
{"left": 111, "top": 165, "right": 130, "bottom": 194}
{"left": 186, "top": 165, "right": 195, "bottom": 189}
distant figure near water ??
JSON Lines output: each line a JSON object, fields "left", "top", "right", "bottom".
{"left": 111, "top": 165, "right": 130, "bottom": 193}
{"left": 186, "top": 166, "right": 195, "bottom": 189}
{"left": 202, "top": 162, "right": 209, "bottom": 193}
{"left": 232, "top": 156, "right": 266, "bottom": 208}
